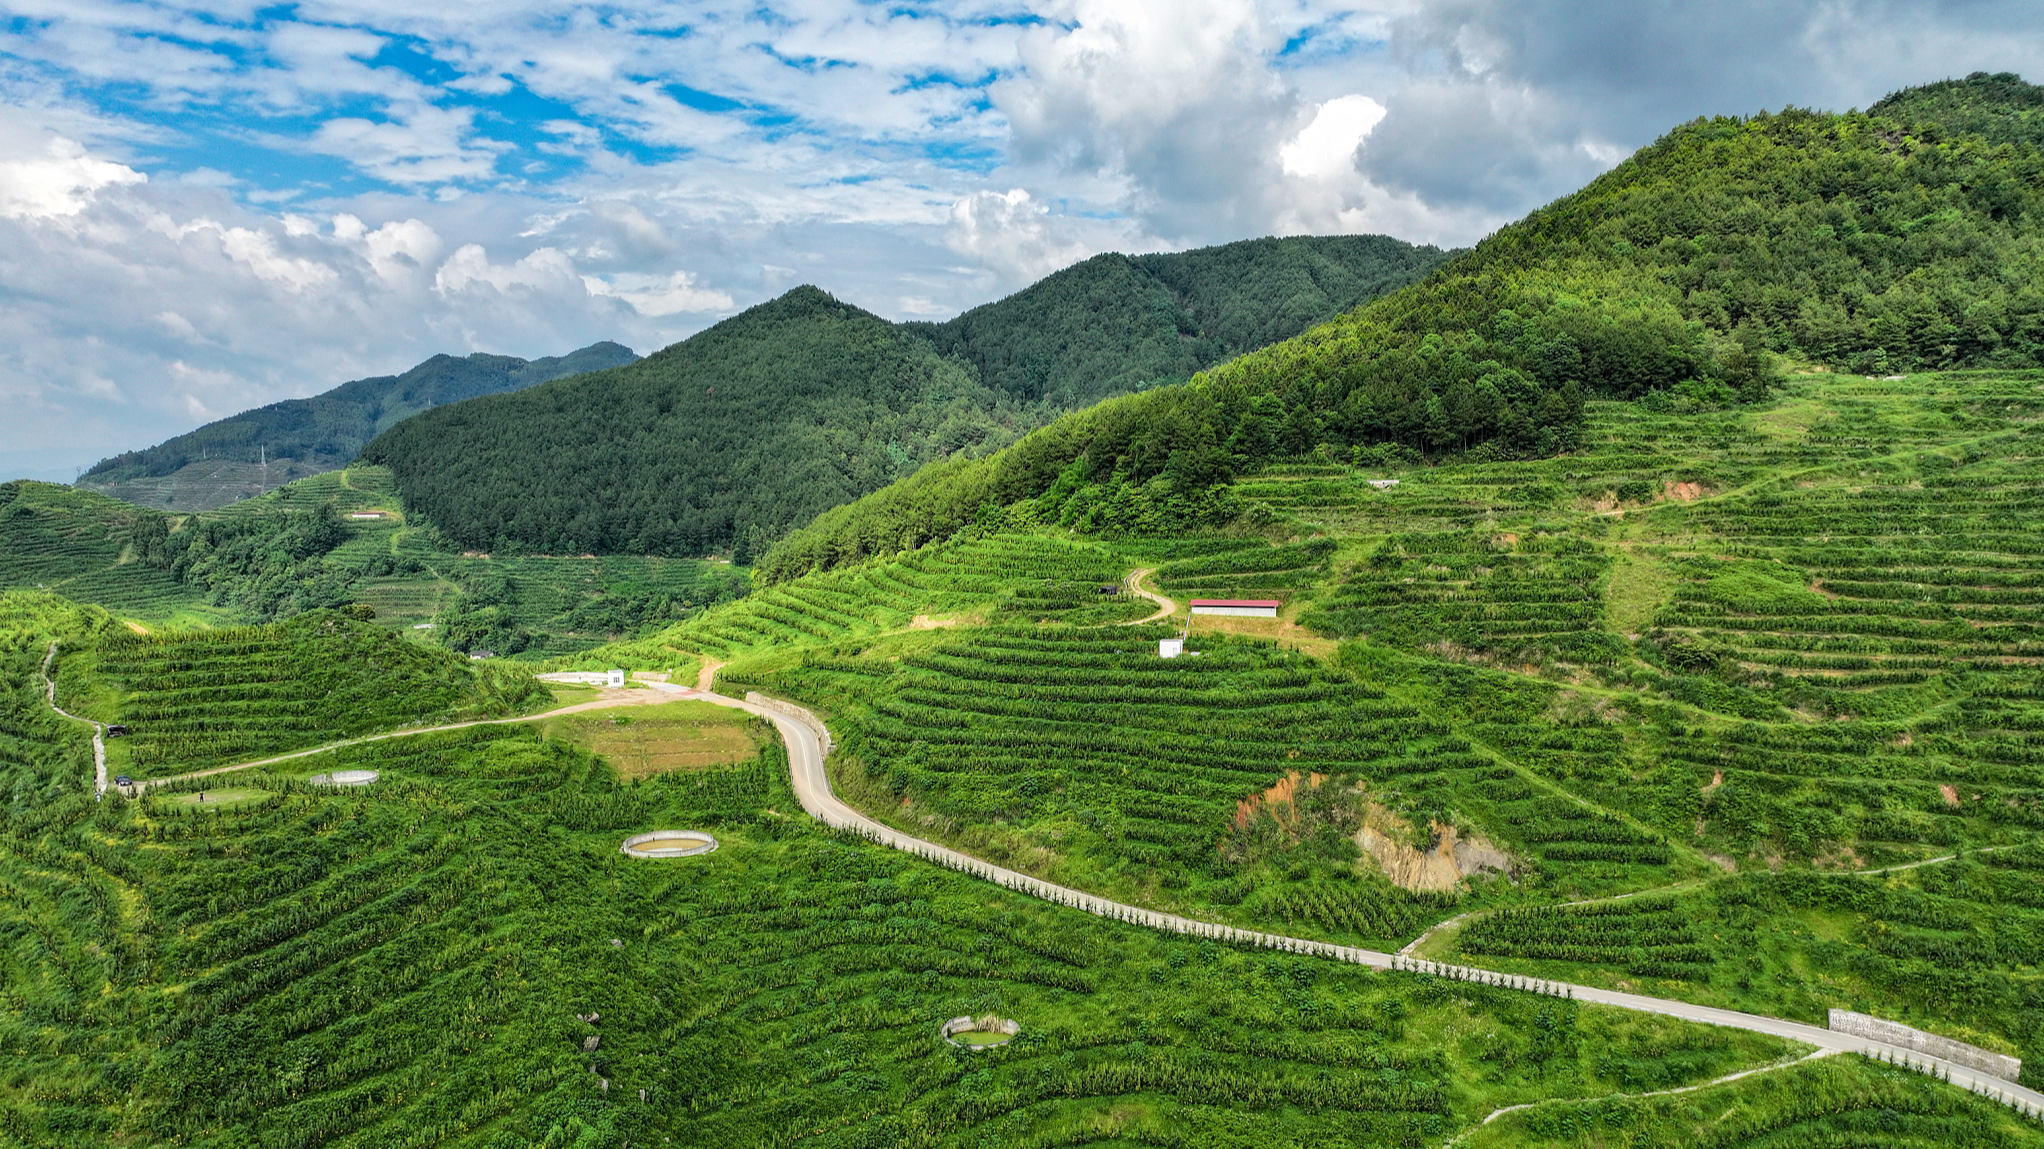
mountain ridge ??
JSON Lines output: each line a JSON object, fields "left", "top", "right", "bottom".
{"left": 361, "top": 233, "right": 1452, "bottom": 557}
{"left": 76, "top": 341, "right": 639, "bottom": 511}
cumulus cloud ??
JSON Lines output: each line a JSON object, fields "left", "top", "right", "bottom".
{"left": 0, "top": 134, "right": 145, "bottom": 220}
{"left": 945, "top": 188, "right": 1109, "bottom": 287}
{"left": 1281, "top": 95, "right": 1388, "bottom": 180}
{"left": 582, "top": 270, "right": 734, "bottom": 317}
{"left": 3, "top": 0, "right": 2044, "bottom": 474}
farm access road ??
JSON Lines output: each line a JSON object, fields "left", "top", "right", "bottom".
{"left": 103, "top": 685, "right": 687, "bottom": 796}
{"left": 711, "top": 683, "right": 2044, "bottom": 1119}
{"left": 1119, "top": 569, "right": 1175, "bottom": 625}
{"left": 51, "top": 664, "right": 2044, "bottom": 1118}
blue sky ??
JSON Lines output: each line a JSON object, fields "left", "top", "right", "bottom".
{"left": 1, "top": 0, "right": 2042, "bottom": 477}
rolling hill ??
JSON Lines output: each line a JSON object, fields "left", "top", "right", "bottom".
{"left": 362, "top": 234, "right": 1451, "bottom": 559}
{"left": 9, "top": 76, "right": 2044, "bottom": 1149}
{"left": 77, "top": 341, "right": 638, "bottom": 512}
{"left": 759, "top": 75, "right": 2044, "bottom": 581}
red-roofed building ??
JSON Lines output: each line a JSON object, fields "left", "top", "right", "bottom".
{"left": 1189, "top": 598, "right": 1280, "bottom": 618}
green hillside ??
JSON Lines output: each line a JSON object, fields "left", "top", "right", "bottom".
{"left": 10, "top": 77, "right": 2044, "bottom": 1148}
{"left": 759, "top": 80, "right": 2044, "bottom": 581}
{"left": 78, "top": 341, "right": 637, "bottom": 511}
{"left": 907, "top": 234, "right": 1448, "bottom": 407}
{"left": 0, "top": 469, "right": 747, "bottom": 656}
{"left": 10, "top": 590, "right": 1994, "bottom": 1149}
{"left": 364, "top": 234, "right": 1450, "bottom": 558}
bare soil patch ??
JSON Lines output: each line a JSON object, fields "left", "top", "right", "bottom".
{"left": 546, "top": 699, "right": 763, "bottom": 780}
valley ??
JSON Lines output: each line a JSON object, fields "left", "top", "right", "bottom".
{"left": 7, "top": 75, "right": 2044, "bottom": 1148}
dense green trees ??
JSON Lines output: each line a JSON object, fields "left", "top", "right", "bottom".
{"left": 365, "top": 236, "right": 1448, "bottom": 558}
{"left": 759, "top": 77, "right": 2044, "bottom": 580}
{"left": 909, "top": 234, "right": 1450, "bottom": 407}
{"left": 80, "top": 343, "right": 636, "bottom": 509}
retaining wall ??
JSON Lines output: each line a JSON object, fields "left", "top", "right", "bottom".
{"left": 746, "top": 692, "right": 834, "bottom": 755}
{"left": 1829, "top": 1010, "right": 2022, "bottom": 1082}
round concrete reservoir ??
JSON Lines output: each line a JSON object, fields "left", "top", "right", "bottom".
{"left": 941, "top": 1015, "right": 1020, "bottom": 1049}
{"left": 309, "top": 770, "right": 379, "bottom": 787}
{"left": 620, "top": 831, "right": 718, "bottom": 858}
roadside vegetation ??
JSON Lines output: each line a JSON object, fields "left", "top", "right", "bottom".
{"left": 6, "top": 74, "right": 2044, "bottom": 1146}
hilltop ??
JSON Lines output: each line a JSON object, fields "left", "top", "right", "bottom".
{"left": 362, "top": 234, "right": 1450, "bottom": 559}
{"left": 762, "top": 76, "right": 2044, "bottom": 579}
{"left": 77, "top": 341, "right": 638, "bottom": 511}
{"left": 6, "top": 76, "right": 2044, "bottom": 1149}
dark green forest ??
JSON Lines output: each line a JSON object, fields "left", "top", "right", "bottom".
{"left": 363, "top": 235, "right": 1450, "bottom": 558}
{"left": 80, "top": 342, "right": 636, "bottom": 495}
{"left": 908, "top": 235, "right": 1450, "bottom": 407}
{"left": 758, "top": 76, "right": 2044, "bottom": 581}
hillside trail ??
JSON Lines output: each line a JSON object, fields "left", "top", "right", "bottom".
{"left": 103, "top": 687, "right": 681, "bottom": 794}
{"left": 1399, "top": 842, "right": 2022, "bottom": 961}
{"left": 39, "top": 642, "right": 107, "bottom": 798}
{"left": 1119, "top": 568, "right": 1176, "bottom": 625}
{"left": 38, "top": 662, "right": 2044, "bottom": 1118}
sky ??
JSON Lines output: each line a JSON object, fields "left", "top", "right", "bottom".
{"left": 2, "top": 1, "right": 2042, "bottom": 481}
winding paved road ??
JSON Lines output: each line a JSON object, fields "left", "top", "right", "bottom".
{"left": 684, "top": 682, "right": 2044, "bottom": 1119}
{"left": 38, "top": 651, "right": 2044, "bottom": 1119}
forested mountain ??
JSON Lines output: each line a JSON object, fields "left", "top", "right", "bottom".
{"left": 364, "top": 234, "right": 1448, "bottom": 557}
{"left": 760, "top": 75, "right": 2044, "bottom": 580}
{"left": 908, "top": 234, "right": 1447, "bottom": 407}
{"left": 77, "top": 341, "right": 637, "bottom": 511}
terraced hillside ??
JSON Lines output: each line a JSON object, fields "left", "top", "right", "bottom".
{"left": 61, "top": 608, "right": 547, "bottom": 777}
{"left": 0, "top": 481, "right": 223, "bottom": 625}
{"left": 0, "top": 467, "right": 748, "bottom": 654}
{"left": 11, "top": 594, "right": 1944, "bottom": 1149}
{"left": 583, "top": 367, "right": 2026, "bottom": 1092}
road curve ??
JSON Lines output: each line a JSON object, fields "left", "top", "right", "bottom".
{"left": 42, "top": 660, "right": 2044, "bottom": 1118}
{"left": 41, "top": 643, "right": 107, "bottom": 798}
{"left": 702, "top": 682, "right": 2044, "bottom": 1119}
{"left": 1119, "top": 568, "right": 1176, "bottom": 626}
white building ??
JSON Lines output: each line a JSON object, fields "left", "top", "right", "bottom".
{"left": 607, "top": 668, "right": 628, "bottom": 688}
{"left": 1190, "top": 599, "right": 1280, "bottom": 618}
{"left": 1159, "top": 638, "right": 1184, "bottom": 659}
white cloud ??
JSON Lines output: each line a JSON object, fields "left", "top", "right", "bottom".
{"left": 945, "top": 188, "right": 1109, "bottom": 286}
{"left": 582, "top": 270, "right": 734, "bottom": 317}
{"left": 360, "top": 218, "right": 444, "bottom": 283}
{"left": 434, "top": 243, "right": 581, "bottom": 296}
{"left": 0, "top": 135, "right": 145, "bottom": 220}
{"left": 1281, "top": 95, "right": 1387, "bottom": 179}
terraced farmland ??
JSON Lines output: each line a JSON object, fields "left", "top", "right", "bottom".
{"left": 0, "top": 481, "right": 220, "bottom": 623}
{"left": 739, "top": 624, "right": 1697, "bottom": 945}
{"left": 660, "top": 532, "right": 1141, "bottom": 660}
{"left": 72, "top": 610, "right": 545, "bottom": 776}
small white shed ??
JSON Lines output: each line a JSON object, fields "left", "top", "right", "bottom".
{"left": 606, "top": 668, "right": 628, "bottom": 688}
{"left": 1190, "top": 599, "right": 1281, "bottom": 618}
{"left": 1159, "top": 638, "right": 1184, "bottom": 659}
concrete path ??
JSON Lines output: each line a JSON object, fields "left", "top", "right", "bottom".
{"left": 40, "top": 642, "right": 107, "bottom": 798}
{"left": 1119, "top": 568, "right": 1176, "bottom": 625}
{"left": 42, "top": 657, "right": 2044, "bottom": 1118}
{"left": 714, "top": 682, "right": 2044, "bottom": 1119}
